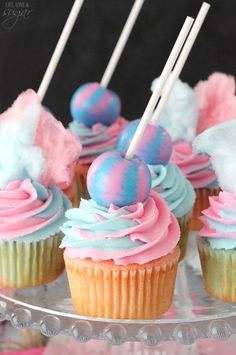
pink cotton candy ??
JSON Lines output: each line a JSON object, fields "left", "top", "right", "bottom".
{"left": 0, "top": 89, "right": 82, "bottom": 189}
{"left": 195, "top": 72, "right": 236, "bottom": 134}
{"left": 35, "top": 106, "right": 81, "bottom": 189}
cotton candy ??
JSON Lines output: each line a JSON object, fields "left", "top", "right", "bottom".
{"left": 195, "top": 72, "right": 236, "bottom": 134}
{"left": 0, "top": 89, "right": 82, "bottom": 189}
{"left": 193, "top": 118, "right": 236, "bottom": 194}
{"left": 151, "top": 77, "right": 198, "bottom": 142}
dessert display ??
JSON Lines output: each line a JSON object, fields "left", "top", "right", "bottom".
{"left": 194, "top": 118, "right": 236, "bottom": 302}
{"left": 3, "top": 0, "right": 235, "bottom": 346}
{"left": 117, "top": 120, "right": 196, "bottom": 260}
{"left": 0, "top": 89, "right": 81, "bottom": 287}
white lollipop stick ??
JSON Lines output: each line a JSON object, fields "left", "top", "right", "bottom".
{"left": 125, "top": 16, "right": 194, "bottom": 160}
{"left": 100, "top": 0, "right": 145, "bottom": 88}
{"left": 38, "top": 0, "right": 85, "bottom": 101}
{"left": 151, "top": 2, "right": 210, "bottom": 125}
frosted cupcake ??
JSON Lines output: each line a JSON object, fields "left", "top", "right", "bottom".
{"left": 116, "top": 119, "right": 195, "bottom": 259}
{"left": 61, "top": 150, "right": 180, "bottom": 319}
{"left": 0, "top": 180, "right": 70, "bottom": 287}
{"left": 150, "top": 163, "right": 195, "bottom": 260}
{"left": 0, "top": 89, "right": 81, "bottom": 287}
{"left": 194, "top": 119, "right": 236, "bottom": 302}
{"left": 172, "top": 141, "right": 219, "bottom": 231}
{"left": 69, "top": 83, "right": 127, "bottom": 201}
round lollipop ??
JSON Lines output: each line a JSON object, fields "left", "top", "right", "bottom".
{"left": 70, "top": 82, "right": 121, "bottom": 127}
{"left": 87, "top": 150, "right": 151, "bottom": 208}
{"left": 70, "top": 0, "right": 145, "bottom": 127}
{"left": 117, "top": 119, "right": 173, "bottom": 165}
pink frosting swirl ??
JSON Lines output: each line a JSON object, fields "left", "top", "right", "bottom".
{"left": 62, "top": 191, "right": 180, "bottom": 265}
{"left": 0, "top": 179, "right": 69, "bottom": 241}
{"left": 200, "top": 191, "right": 236, "bottom": 238}
{"left": 171, "top": 141, "right": 217, "bottom": 189}
{"left": 70, "top": 117, "right": 127, "bottom": 165}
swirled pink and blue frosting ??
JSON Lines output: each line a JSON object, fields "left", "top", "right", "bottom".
{"left": 171, "top": 141, "right": 218, "bottom": 189}
{"left": 0, "top": 179, "right": 71, "bottom": 242}
{"left": 199, "top": 191, "right": 236, "bottom": 249}
{"left": 150, "top": 163, "right": 195, "bottom": 218}
{"left": 61, "top": 190, "right": 180, "bottom": 265}
{"left": 69, "top": 118, "right": 127, "bottom": 165}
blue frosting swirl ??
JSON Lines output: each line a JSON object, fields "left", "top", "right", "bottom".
{"left": 150, "top": 163, "right": 196, "bottom": 218}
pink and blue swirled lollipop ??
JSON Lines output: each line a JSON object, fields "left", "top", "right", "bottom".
{"left": 70, "top": 82, "right": 121, "bottom": 128}
{"left": 116, "top": 119, "right": 173, "bottom": 165}
{"left": 87, "top": 150, "right": 151, "bottom": 208}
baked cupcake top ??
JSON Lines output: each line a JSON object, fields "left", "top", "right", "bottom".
{"left": 61, "top": 190, "right": 180, "bottom": 265}
{"left": 0, "top": 179, "right": 70, "bottom": 242}
{"left": 171, "top": 141, "right": 218, "bottom": 189}
{"left": 150, "top": 163, "right": 195, "bottom": 218}
{"left": 69, "top": 117, "right": 127, "bottom": 165}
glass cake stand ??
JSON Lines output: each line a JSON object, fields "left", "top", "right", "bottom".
{"left": 0, "top": 233, "right": 236, "bottom": 346}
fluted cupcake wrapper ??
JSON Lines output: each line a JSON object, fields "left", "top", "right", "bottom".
{"left": 177, "top": 213, "right": 191, "bottom": 261}
{"left": 190, "top": 188, "right": 220, "bottom": 231}
{"left": 75, "top": 163, "right": 90, "bottom": 204}
{"left": 65, "top": 247, "right": 180, "bottom": 319}
{"left": 198, "top": 237, "right": 236, "bottom": 302}
{"left": 0, "top": 233, "right": 64, "bottom": 288}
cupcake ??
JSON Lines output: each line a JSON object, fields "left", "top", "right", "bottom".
{"left": 172, "top": 141, "right": 219, "bottom": 231}
{"left": 116, "top": 119, "right": 195, "bottom": 260}
{"left": 0, "top": 89, "right": 81, "bottom": 287}
{"left": 188, "top": 72, "right": 236, "bottom": 229}
{"left": 69, "top": 83, "right": 127, "bottom": 201}
{"left": 150, "top": 163, "right": 195, "bottom": 260}
{"left": 61, "top": 150, "right": 180, "bottom": 319}
{"left": 194, "top": 118, "right": 236, "bottom": 302}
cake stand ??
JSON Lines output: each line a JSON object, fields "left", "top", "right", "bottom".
{"left": 0, "top": 233, "right": 236, "bottom": 347}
